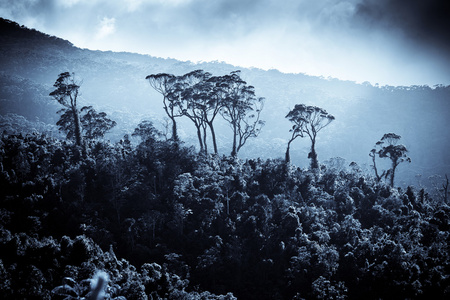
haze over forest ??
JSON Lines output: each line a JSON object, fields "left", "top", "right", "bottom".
{"left": 1, "top": 8, "right": 450, "bottom": 299}
{"left": 0, "top": 17, "right": 449, "bottom": 188}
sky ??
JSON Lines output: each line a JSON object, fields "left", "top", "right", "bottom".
{"left": 1, "top": 0, "right": 450, "bottom": 86}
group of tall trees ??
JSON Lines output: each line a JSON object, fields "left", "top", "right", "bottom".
{"left": 146, "top": 70, "right": 264, "bottom": 156}
{"left": 144, "top": 69, "right": 342, "bottom": 171}
{"left": 50, "top": 71, "right": 410, "bottom": 187}
{"left": 285, "top": 104, "right": 335, "bottom": 169}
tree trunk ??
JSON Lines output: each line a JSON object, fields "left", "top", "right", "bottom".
{"left": 196, "top": 125, "right": 204, "bottom": 153}
{"left": 171, "top": 117, "right": 178, "bottom": 142}
{"left": 390, "top": 162, "right": 397, "bottom": 187}
{"left": 309, "top": 139, "right": 318, "bottom": 169}
{"left": 231, "top": 125, "right": 237, "bottom": 157}
{"left": 72, "top": 107, "right": 83, "bottom": 146}
{"left": 371, "top": 153, "right": 382, "bottom": 182}
{"left": 208, "top": 121, "right": 218, "bottom": 154}
{"left": 285, "top": 140, "right": 292, "bottom": 164}
{"left": 202, "top": 125, "right": 208, "bottom": 154}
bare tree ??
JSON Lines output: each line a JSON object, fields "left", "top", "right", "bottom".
{"left": 285, "top": 104, "right": 334, "bottom": 169}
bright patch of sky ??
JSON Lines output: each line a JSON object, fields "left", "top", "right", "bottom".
{"left": 95, "top": 16, "right": 116, "bottom": 39}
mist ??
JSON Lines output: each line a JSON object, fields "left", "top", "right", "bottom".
{"left": 1, "top": 0, "right": 449, "bottom": 86}
{"left": 1, "top": 8, "right": 450, "bottom": 299}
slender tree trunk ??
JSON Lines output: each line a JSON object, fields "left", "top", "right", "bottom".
{"left": 196, "top": 125, "right": 204, "bottom": 153}
{"left": 371, "top": 153, "right": 381, "bottom": 182}
{"left": 208, "top": 121, "right": 218, "bottom": 154}
{"left": 72, "top": 107, "right": 83, "bottom": 146}
{"left": 231, "top": 125, "right": 237, "bottom": 157}
{"left": 285, "top": 140, "right": 292, "bottom": 164}
{"left": 171, "top": 117, "right": 178, "bottom": 142}
{"left": 390, "top": 162, "right": 397, "bottom": 187}
{"left": 236, "top": 139, "right": 244, "bottom": 155}
{"left": 309, "top": 138, "right": 318, "bottom": 169}
{"left": 202, "top": 125, "right": 208, "bottom": 154}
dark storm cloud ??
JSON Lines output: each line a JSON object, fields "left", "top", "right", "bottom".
{"left": 355, "top": 0, "right": 450, "bottom": 53}
{"left": 3, "top": 0, "right": 449, "bottom": 49}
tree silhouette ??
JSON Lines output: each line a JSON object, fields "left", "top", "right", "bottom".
{"left": 55, "top": 105, "right": 116, "bottom": 141}
{"left": 369, "top": 147, "right": 386, "bottom": 183}
{"left": 179, "top": 70, "right": 212, "bottom": 154}
{"left": 285, "top": 104, "right": 334, "bottom": 168}
{"left": 56, "top": 108, "right": 78, "bottom": 141}
{"left": 219, "top": 71, "right": 265, "bottom": 157}
{"left": 132, "top": 120, "right": 162, "bottom": 143}
{"left": 370, "top": 133, "right": 411, "bottom": 187}
{"left": 80, "top": 106, "right": 116, "bottom": 140}
{"left": 49, "top": 72, "right": 83, "bottom": 145}
{"left": 145, "top": 73, "right": 180, "bottom": 142}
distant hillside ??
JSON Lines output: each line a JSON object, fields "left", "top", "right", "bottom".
{"left": 1, "top": 17, "right": 449, "bottom": 187}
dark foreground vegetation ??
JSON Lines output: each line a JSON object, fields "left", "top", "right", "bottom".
{"left": 1, "top": 130, "right": 449, "bottom": 299}
{"left": 0, "top": 17, "right": 449, "bottom": 300}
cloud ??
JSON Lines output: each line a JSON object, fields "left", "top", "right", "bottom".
{"left": 355, "top": 0, "right": 450, "bottom": 53}
{"left": 96, "top": 16, "right": 116, "bottom": 39}
{"left": 125, "top": 0, "right": 144, "bottom": 12}
{"left": 0, "top": 0, "right": 449, "bottom": 85}
{"left": 59, "top": 0, "right": 84, "bottom": 8}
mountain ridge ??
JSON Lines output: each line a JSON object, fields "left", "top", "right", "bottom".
{"left": 0, "top": 17, "right": 449, "bottom": 187}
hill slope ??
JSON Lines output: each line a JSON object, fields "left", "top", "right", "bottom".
{"left": 1, "top": 17, "right": 449, "bottom": 186}
{"left": 1, "top": 18, "right": 450, "bottom": 300}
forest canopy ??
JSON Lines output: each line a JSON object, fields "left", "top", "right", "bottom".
{"left": 1, "top": 117, "right": 449, "bottom": 299}
{"left": 0, "top": 18, "right": 449, "bottom": 300}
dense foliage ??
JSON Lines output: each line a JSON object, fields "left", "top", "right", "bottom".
{"left": 1, "top": 17, "right": 449, "bottom": 299}
{"left": 1, "top": 17, "right": 449, "bottom": 186}
{"left": 1, "top": 131, "right": 449, "bottom": 299}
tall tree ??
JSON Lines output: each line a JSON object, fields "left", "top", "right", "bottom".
{"left": 145, "top": 73, "right": 181, "bottom": 142}
{"left": 132, "top": 120, "right": 162, "bottom": 143}
{"left": 205, "top": 76, "right": 225, "bottom": 155}
{"left": 180, "top": 70, "right": 226, "bottom": 155}
{"left": 220, "top": 71, "right": 265, "bottom": 157}
{"left": 369, "top": 146, "right": 386, "bottom": 183}
{"left": 79, "top": 106, "right": 116, "bottom": 140}
{"left": 55, "top": 105, "right": 116, "bottom": 141}
{"left": 285, "top": 104, "right": 335, "bottom": 169}
{"left": 371, "top": 133, "right": 411, "bottom": 187}
{"left": 179, "top": 70, "right": 212, "bottom": 154}
{"left": 49, "top": 72, "right": 83, "bottom": 146}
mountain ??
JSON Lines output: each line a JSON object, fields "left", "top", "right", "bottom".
{"left": 1, "top": 17, "right": 449, "bottom": 187}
